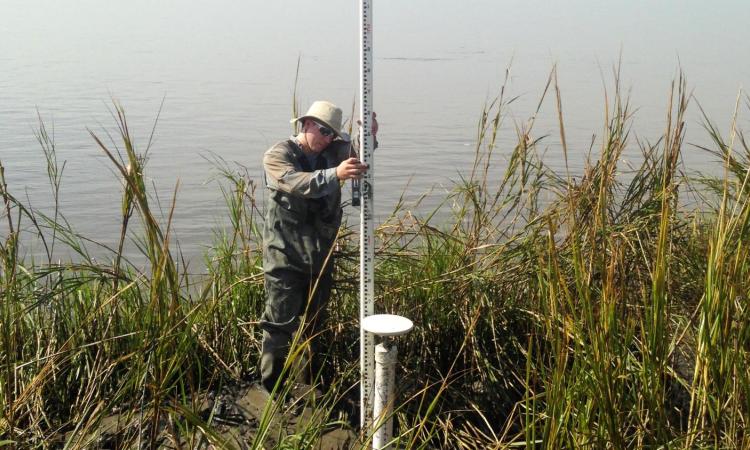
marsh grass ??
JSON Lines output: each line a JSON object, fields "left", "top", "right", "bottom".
{"left": 2, "top": 71, "right": 750, "bottom": 449}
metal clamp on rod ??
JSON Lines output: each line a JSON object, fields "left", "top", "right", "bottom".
{"left": 352, "top": 179, "right": 361, "bottom": 207}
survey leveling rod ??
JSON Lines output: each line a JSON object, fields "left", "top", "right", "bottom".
{"left": 358, "top": 0, "right": 376, "bottom": 431}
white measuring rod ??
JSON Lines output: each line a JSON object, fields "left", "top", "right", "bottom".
{"left": 359, "top": 0, "right": 376, "bottom": 431}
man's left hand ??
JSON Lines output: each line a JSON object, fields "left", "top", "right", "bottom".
{"left": 358, "top": 112, "right": 379, "bottom": 137}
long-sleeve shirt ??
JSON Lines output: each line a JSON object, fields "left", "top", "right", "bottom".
{"left": 262, "top": 137, "right": 353, "bottom": 274}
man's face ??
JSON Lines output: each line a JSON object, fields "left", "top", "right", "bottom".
{"left": 303, "top": 119, "right": 335, "bottom": 152}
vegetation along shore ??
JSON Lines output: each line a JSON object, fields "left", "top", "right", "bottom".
{"left": 2, "top": 70, "right": 750, "bottom": 448}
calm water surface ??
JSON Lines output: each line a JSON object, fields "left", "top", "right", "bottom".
{"left": 2, "top": 0, "right": 749, "bottom": 263}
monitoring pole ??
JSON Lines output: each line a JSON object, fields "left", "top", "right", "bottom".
{"left": 358, "top": 0, "right": 376, "bottom": 432}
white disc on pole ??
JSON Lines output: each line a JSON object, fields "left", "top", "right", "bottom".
{"left": 362, "top": 314, "right": 414, "bottom": 337}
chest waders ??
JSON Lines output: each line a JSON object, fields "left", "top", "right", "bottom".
{"left": 259, "top": 140, "right": 342, "bottom": 392}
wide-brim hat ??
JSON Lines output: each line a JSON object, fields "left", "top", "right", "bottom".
{"left": 291, "top": 100, "right": 346, "bottom": 140}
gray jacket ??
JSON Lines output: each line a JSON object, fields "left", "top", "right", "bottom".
{"left": 262, "top": 138, "right": 353, "bottom": 274}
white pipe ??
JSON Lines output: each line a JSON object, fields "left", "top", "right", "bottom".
{"left": 372, "top": 342, "right": 397, "bottom": 449}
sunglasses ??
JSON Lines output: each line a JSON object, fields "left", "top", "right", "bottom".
{"left": 311, "top": 121, "right": 335, "bottom": 137}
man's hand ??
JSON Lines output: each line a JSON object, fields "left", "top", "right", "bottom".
{"left": 357, "top": 112, "right": 379, "bottom": 138}
{"left": 336, "top": 157, "right": 369, "bottom": 180}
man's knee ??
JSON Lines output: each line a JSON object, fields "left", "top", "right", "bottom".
{"left": 263, "top": 270, "right": 306, "bottom": 324}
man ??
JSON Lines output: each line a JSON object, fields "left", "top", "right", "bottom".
{"left": 259, "top": 100, "right": 377, "bottom": 393}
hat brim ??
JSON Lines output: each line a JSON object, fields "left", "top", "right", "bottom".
{"left": 291, "top": 116, "right": 347, "bottom": 140}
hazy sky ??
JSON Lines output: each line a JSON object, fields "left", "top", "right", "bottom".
{"left": 3, "top": 1, "right": 747, "bottom": 122}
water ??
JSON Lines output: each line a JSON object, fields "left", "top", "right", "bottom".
{"left": 2, "top": 0, "right": 749, "bottom": 263}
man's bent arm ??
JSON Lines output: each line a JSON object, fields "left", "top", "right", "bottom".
{"left": 263, "top": 143, "right": 342, "bottom": 199}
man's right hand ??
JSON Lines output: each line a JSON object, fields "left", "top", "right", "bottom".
{"left": 336, "top": 157, "right": 368, "bottom": 180}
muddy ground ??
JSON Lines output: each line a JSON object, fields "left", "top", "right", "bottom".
{"left": 61, "top": 382, "right": 360, "bottom": 449}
